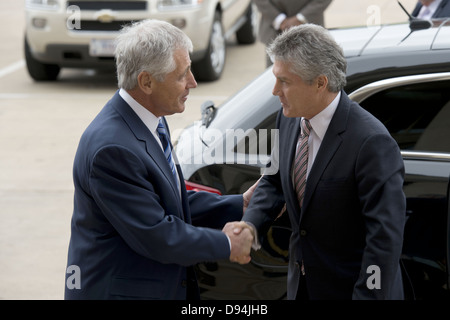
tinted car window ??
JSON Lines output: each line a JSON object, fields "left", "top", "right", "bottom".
{"left": 360, "top": 80, "right": 450, "bottom": 152}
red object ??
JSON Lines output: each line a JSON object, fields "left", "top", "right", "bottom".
{"left": 184, "top": 180, "right": 222, "bottom": 195}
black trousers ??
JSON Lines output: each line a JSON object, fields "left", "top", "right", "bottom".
{"left": 296, "top": 273, "right": 309, "bottom": 300}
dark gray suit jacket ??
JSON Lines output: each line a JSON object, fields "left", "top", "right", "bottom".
{"left": 243, "top": 91, "right": 406, "bottom": 299}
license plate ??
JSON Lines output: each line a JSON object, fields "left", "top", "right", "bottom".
{"left": 89, "top": 39, "right": 116, "bottom": 57}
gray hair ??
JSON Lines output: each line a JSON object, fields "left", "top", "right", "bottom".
{"left": 115, "top": 19, "right": 193, "bottom": 90}
{"left": 267, "top": 24, "right": 347, "bottom": 92}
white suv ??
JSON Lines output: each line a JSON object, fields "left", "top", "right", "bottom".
{"left": 24, "top": 0, "right": 258, "bottom": 82}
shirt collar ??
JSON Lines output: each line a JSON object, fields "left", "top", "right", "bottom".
{"left": 307, "top": 91, "right": 341, "bottom": 141}
{"left": 119, "top": 88, "right": 160, "bottom": 136}
{"left": 420, "top": 0, "right": 442, "bottom": 18}
{"left": 428, "top": 0, "right": 443, "bottom": 12}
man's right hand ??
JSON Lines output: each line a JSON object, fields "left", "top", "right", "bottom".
{"left": 222, "top": 221, "right": 254, "bottom": 264}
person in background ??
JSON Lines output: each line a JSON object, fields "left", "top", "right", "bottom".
{"left": 411, "top": 0, "right": 450, "bottom": 19}
{"left": 240, "top": 24, "right": 406, "bottom": 300}
{"left": 65, "top": 19, "right": 254, "bottom": 300}
{"left": 253, "top": 0, "right": 332, "bottom": 66}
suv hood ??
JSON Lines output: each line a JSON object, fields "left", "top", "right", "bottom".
{"left": 331, "top": 19, "right": 450, "bottom": 57}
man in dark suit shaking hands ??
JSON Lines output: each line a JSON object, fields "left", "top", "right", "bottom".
{"left": 242, "top": 24, "right": 406, "bottom": 300}
{"left": 65, "top": 19, "right": 254, "bottom": 300}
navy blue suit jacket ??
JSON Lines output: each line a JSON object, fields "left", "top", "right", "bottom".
{"left": 65, "top": 91, "right": 243, "bottom": 300}
{"left": 243, "top": 92, "right": 406, "bottom": 299}
{"left": 412, "top": 0, "right": 450, "bottom": 18}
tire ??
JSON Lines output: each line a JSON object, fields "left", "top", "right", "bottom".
{"left": 236, "top": 3, "right": 258, "bottom": 45}
{"left": 24, "top": 36, "right": 60, "bottom": 81}
{"left": 192, "top": 11, "right": 226, "bottom": 82}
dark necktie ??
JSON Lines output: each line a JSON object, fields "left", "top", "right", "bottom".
{"left": 157, "top": 119, "right": 179, "bottom": 189}
{"left": 293, "top": 118, "right": 312, "bottom": 207}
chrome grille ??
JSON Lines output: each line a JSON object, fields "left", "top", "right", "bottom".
{"left": 78, "top": 20, "right": 137, "bottom": 31}
{"left": 67, "top": 1, "right": 147, "bottom": 11}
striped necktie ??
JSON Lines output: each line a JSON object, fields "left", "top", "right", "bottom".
{"left": 293, "top": 118, "right": 312, "bottom": 207}
{"left": 157, "top": 119, "right": 179, "bottom": 189}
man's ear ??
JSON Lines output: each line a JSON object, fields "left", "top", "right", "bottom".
{"left": 316, "top": 75, "right": 328, "bottom": 91}
{"left": 137, "top": 71, "right": 152, "bottom": 94}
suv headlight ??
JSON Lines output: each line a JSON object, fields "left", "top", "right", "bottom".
{"left": 25, "top": 0, "right": 60, "bottom": 10}
{"left": 157, "top": 0, "right": 203, "bottom": 10}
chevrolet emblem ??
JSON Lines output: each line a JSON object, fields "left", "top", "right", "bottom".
{"left": 95, "top": 10, "right": 115, "bottom": 23}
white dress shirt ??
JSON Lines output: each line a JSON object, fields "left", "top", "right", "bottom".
{"left": 119, "top": 88, "right": 161, "bottom": 144}
{"left": 118, "top": 88, "right": 181, "bottom": 196}
{"left": 417, "top": 0, "right": 443, "bottom": 19}
{"left": 251, "top": 92, "right": 341, "bottom": 251}
{"left": 294, "top": 91, "right": 341, "bottom": 180}
{"left": 272, "top": 13, "right": 307, "bottom": 30}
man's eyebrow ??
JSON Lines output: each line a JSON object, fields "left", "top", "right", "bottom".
{"left": 180, "top": 64, "right": 191, "bottom": 78}
{"left": 276, "top": 75, "right": 289, "bottom": 81}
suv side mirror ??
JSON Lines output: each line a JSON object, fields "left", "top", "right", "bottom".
{"left": 201, "top": 100, "right": 216, "bottom": 128}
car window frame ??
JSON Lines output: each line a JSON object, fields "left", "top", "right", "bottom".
{"left": 349, "top": 72, "right": 450, "bottom": 158}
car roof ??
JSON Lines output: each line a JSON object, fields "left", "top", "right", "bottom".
{"left": 332, "top": 20, "right": 450, "bottom": 92}
{"left": 330, "top": 19, "right": 450, "bottom": 58}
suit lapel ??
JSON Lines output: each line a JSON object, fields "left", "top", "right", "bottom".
{"left": 111, "top": 91, "right": 185, "bottom": 212}
{"left": 434, "top": 0, "right": 449, "bottom": 17}
{"left": 157, "top": 117, "right": 183, "bottom": 203}
{"left": 301, "top": 91, "right": 350, "bottom": 217}
{"left": 286, "top": 117, "right": 300, "bottom": 179}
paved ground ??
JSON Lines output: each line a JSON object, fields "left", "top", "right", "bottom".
{"left": 0, "top": 0, "right": 417, "bottom": 299}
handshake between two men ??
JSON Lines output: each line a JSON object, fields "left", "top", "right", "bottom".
{"left": 222, "top": 177, "right": 260, "bottom": 265}
{"left": 222, "top": 221, "right": 255, "bottom": 265}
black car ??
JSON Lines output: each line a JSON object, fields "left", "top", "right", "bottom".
{"left": 175, "top": 18, "right": 450, "bottom": 300}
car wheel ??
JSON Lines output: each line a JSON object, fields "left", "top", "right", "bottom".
{"left": 24, "top": 36, "right": 60, "bottom": 81}
{"left": 236, "top": 3, "right": 258, "bottom": 45}
{"left": 192, "top": 11, "right": 225, "bottom": 82}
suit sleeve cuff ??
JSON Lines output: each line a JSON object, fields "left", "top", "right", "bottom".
{"left": 245, "top": 222, "right": 261, "bottom": 250}
{"left": 273, "top": 13, "right": 287, "bottom": 30}
{"left": 226, "top": 234, "right": 232, "bottom": 251}
{"left": 296, "top": 13, "right": 307, "bottom": 23}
